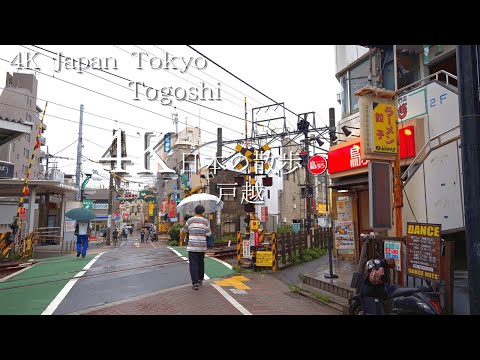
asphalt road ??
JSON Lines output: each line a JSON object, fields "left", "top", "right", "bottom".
{"left": 53, "top": 239, "right": 192, "bottom": 315}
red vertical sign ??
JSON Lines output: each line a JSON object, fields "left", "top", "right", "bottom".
{"left": 261, "top": 206, "right": 268, "bottom": 222}
{"left": 254, "top": 231, "right": 260, "bottom": 246}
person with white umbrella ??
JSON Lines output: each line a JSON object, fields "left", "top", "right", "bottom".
{"left": 179, "top": 204, "right": 212, "bottom": 290}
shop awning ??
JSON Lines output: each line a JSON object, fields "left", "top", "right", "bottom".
{"left": 329, "top": 176, "right": 368, "bottom": 190}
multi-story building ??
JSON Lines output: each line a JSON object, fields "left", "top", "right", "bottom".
{"left": 279, "top": 138, "right": 306, "bottom": 228}
{"left": 331, "top": 46, "right": 466, "bottom": 312}
{"left": 0, "top": 72, "right": 46, "bottom": 179}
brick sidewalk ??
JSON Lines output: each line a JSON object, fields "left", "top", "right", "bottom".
{"left": 76, "top": 272, "right": 340, "bottom": 315}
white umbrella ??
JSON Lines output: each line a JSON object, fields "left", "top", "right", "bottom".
{"left": 176, "top": 193, "right": 224, "bottom": 214}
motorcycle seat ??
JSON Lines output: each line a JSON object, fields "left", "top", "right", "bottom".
{"left": 387, "top": 287, "right": 421, "bottom": 298}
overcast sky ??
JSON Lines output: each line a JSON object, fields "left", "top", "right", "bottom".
{"left": 0, "top": 45, "right": 340, "bottom": 189}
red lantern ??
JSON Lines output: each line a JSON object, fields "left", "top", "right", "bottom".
{"left": 23, "top": 186, "right": 29, "bottom": 196}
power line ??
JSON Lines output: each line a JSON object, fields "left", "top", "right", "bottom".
{"left": 0, "top": 83, "right": 161, "bottom": 135}
{"left": 115, "top": 45, "right": 274, "bottom": 130}
{"left": 0, "top": 56, "right": 240, "bottom": 151}
{"left": 132, "top": 44, "right": 286, "bottom": 129}
{"left": 152, "top": 45, "right": 270, "bottom": 108}
{"left": 52, "top": 139, "right": 77, "bottom": 156}
{"left": 133, "top": 45, "right": 251, "bottom": 110}
{"left": 28, "top": 45, "right": 251, "bottom": 139}
{"left": 186, "top": 45, "right": 300, "bottom": 119}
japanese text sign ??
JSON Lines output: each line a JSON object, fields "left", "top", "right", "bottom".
{"left": 372, "top": 102, "right": 398, "bottom": 154}
{"left": 384, "top": 240, "right": 402, "bottom": 271}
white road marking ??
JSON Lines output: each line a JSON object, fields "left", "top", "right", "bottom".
{"left": 0, "top": 264, "right": 36, "bottom": 283}
{"left": 210, "top": 283, "right": 252, "bottom": 315}
{"left": 41, "top": 252, "right": 104, "bottom": 315}
{"left": 209, "top": 256, "right": 233, "bottom": 270}
{"left": 168, "top": 247, "right": 209, "bottom": 280}
{"left": 167, "top": 247, "right": 184, "bottom": 258}
{"left": 120, "top": 241, "right": 126, "bottom": 247}
{"left": 150, "top": 241, "right": 157, "bottom": 249}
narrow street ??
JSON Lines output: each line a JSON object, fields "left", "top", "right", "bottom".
{"left": 0, "top": 233, "right": 339, "bottom": 315}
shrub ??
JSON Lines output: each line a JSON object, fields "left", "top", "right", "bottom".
{"left": 276, "top": 224, "right": 293, "bottom": 234}
{"left": 168, "top": 223, "right": 183, "bottom": 246}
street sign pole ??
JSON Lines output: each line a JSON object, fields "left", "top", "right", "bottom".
{"left": 325, "top": 108, "right": 338, "bottom": 279}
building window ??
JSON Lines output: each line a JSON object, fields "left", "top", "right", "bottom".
{"left": 11, "top": 143, "right": 15, "bottom": 152}
{"left": 397, "top": 51, "right": 420, "bottom": 89}
{"left": 349, "top": 59, "right": 370, "bottom": 114}
{"left": 17, "top": 153, "right": 19, "bottom": 160}
{"left": 339, "top": 74, "right": 349, "bottom": 117}
{"left": 27, "top": 114, "right": 31, "bottom": 123}
{"left": 26, "top": 133, "right": 30, "bottom": 142}
{"left": 24, "top": 149, "right": 29, "bottom": 158}
{"left": 268, "top": 190, "right": 271, "bottom": 199}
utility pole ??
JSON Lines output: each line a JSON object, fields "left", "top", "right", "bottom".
{"left": 156, "top": 171, "right": 163, "bottom": 234}
{"left": 106, "top": 129, "right": 115, "bottom": 246}
{"left": 75, "top": 104, "right": 84, "bottom": 201}
{"left": 392, "top": 45, "right": 404, "bottom": 286}
{"left": 304, "top": 128, "right": 312, "bottom": 232}
{"left": 172, "top": 112, "right": 178, "bottom": 135}
{"left": 325, "top": 107, "right": 338, "bottom": 279}
{"left": 216, "top": 127, "right": 222, "bottom": 242}
{"left": 457, "top": 45, "right": 480, "bottom": 314}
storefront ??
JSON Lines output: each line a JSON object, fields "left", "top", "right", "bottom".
{"left": 328, "top": 117, "right": 423, "bottom": 259}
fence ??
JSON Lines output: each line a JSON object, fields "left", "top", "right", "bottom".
{"left": 33, "top": 227, "right": 62, "bottom": 245}
{"left": 276, "top": 227, "right": 329, "bottom": 269}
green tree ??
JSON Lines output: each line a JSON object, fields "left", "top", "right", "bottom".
{"left": 168, "top": 223, "right": 183, "bottom": 246}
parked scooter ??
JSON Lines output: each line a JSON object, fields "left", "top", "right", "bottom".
{"left": 350, "top": 257, "right": 443, "bottom": 315}
{"left": 349, "top": 233, "right": 443, "bottom": 315}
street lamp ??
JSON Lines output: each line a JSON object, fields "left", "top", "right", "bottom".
{"left": 80, "top": 173, "right": 92, "bottom": 202}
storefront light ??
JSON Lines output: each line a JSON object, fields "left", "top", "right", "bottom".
{"left": 338, "top": 189, "right": 349, "bottom": 193}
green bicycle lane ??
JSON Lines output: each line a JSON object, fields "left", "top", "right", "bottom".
{"left": 169, "top": 246, "right": 234, "bottom": 279}
{"left": 0, "top": 254, "right": 96, "bottom": 315}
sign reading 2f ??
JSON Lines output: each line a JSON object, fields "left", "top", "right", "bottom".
{"left": 429, "top": 93, "right": 447, "bottom": 107}
{"left": 164, "top": 133, "right": 171, "bottom": 153}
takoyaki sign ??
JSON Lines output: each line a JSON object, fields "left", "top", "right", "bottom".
{"left": 333, "top": 220, "right": 355, "bottom": 250}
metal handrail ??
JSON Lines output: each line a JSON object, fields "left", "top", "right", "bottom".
{"left": 401, "top": 125, "right": 460, "bottom": 182}
{"left": 398, "top": 70, "right": 457, "bottom": 94}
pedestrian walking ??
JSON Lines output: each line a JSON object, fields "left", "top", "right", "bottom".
{"left": 112, "top": 228, "right": 119, "bottom": 246}
{"left": 74, "top": 220, "right": 91, "bottom": 258}
{"left": 140, "top": 229, "right": 145, "bottom": 243}
{"left": 129, "top": 226, "right": 133, "bottom": 236}
{"left": 180, "top": 205, "right": 211, "bottom": 290}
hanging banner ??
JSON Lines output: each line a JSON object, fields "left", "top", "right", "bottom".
{"left": 164, "top": 133, "right": 172, "bottom": 153}
{"left": 168, "top": 200, "right": 177, "bottom": 218}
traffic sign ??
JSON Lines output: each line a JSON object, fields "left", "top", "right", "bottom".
{"left": 307, "top": 155, "right": 327, "bottom": 175}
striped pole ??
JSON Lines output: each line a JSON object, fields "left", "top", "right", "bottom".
{"left": 13, "top": 102, "right": 48, "bottom": 236}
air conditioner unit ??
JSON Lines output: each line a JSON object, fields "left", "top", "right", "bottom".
{"left": 293, "top": 204, "right": 297, "bottom": 209}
